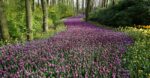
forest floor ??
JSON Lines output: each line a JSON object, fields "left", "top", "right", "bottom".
{"left": 0, "top": 16, "right": 134, "bottom": 77}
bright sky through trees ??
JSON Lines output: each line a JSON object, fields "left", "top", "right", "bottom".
{"left": 35, "top": 0, "right": 101, "bottom": 8}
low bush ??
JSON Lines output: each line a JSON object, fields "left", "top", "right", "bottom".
{"left": 89, "top": 0, "right": 150, "bottom": 27}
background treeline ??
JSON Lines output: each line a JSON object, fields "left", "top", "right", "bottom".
{"left": 88, "top": 0, "right": 150, "bottom": 27}
{"left": 0, "top": 0, "right": 75, "bottom": 44}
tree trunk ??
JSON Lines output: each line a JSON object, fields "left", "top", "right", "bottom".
{"left": 52, "top": 0, "right": 56, "bottom": 6}
{"left": 85, "top": 0, "right": 90, "bottom": 21}
{"left": 90, "top": 0, "right": 94, "bottom": 11}
{"left": 25, "top": 0, "right": 33, "bottom": 41}
{"left": 41, "top": 0, "right": 48, "bottom": 32}
{"left": 72, "top": 0, "right": 75, "bottom": 15}
{"left": 38, "top": 0, "right": 40, "bottom": 6}
{"left": 0, "top": 0, "right": 10, "bottom": 40}
{"left": 76, "top": 0, "right": 79, "bottom": 14}
{"left": 105, "top": 0, "right": 108, "bottom": 8}
{"left": 47, "top": 0, "right": 49, "bottom": 6}
{"left": 82, "top": 0, "right": 84, "bottom": 11}
{"left": 32, "top": 0, "right": 35, "bottom": 11}
{"left": 66, "top": 0, "right": 70, "bottom": 6}
{"left": 101, "top": 0, "right": 106, "bottom": 8}
{"left": 98, "top": 0, "right": 101, "bottom": 7}
{"left": 112, "top": 0, "right": 115, "bottom": 6}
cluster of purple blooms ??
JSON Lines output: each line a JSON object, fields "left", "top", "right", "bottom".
{"left": 0, "top": 16, "right": 133, "bottom": 78}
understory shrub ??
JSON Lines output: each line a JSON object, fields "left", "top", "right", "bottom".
{"left": 1, "top": 0, "right": 74, "bottom": 46}
{"left": 89, "top": 0, "right": 150, "bottom": 27}
{"left": 6, "top": 0, "right": 26, "bottom": 40}
{"left": 58, "top": 3, "right": 74, "bottom": 18}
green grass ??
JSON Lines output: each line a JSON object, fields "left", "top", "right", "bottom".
{"left": 118, "top": 27, "right": 150, "bottom": 78}
{"left": 34, "top": 23, "right": 66, "bottom": 39}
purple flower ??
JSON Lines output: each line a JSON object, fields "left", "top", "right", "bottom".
{"left": 0, "top": 15, "right": 133, "bottom": 77}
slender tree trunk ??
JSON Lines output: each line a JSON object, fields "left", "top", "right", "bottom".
{"left": 72, "top": 0, "right": 75, "bottom": 15}
{"left": 25, "top": 0, "right": 33, "bottom": 41}
{"left": 0, "top": 27, "right": 1, "bottom": 39}
{"left": 66, "top": 0, "right": 69, "bottom": 6}
{"left": 103, "top": 0, "right": 106, "bottom": 7}
{"left": 90, "top": 0, "right": 94, "bottom": 11}
{"left": 101, "top": 0, "right": 106, "bottom": 8}
{"left": 41, "top": 0, "right": 48, "bottom": 32}
{"left": 47, "top": 0, "right": 49, "bottom": 6}
{"left": 38, "top": 0, "right": 40, "bottom": 6}
{"left": 105, "top": 0, "right": 108, "bottom": 8}
{"left": 0, "top": 0, "right": 10, "bottom": 40}
{"left": 52, "top": 0, "right": 56, "bottom": 5}
{"left": 32, "top": 0, "right": 35, "bottom": 11}
{"left": 101, "top": 0, "right": 104, "bottom": 7}
{"left": 112, "top": 0, "right": 115, "bottom": 6}
{"left": 76, "top": 0, "right": 79, "bottom": 14}
{"left": 85, "top": 0, "right": 90, "bottom": 21}
{"left": 82, "top": 0, "right": 84, "bottom": 11}
{"left": 98, "top": 0, "right": 101, "bottom": 7}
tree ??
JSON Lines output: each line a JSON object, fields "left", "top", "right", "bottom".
{"left": 105, "top": 0, "right": 108, "bottom": 7}
{"left": 32, "top": 0, "right": 35, "bottom": 11}
{"left": 0, "top": 0, "right": 10, "bottom": 40}
{"left": 85, "top": 0, "right": 91, "bottom": 21}
{"left": 51, "top": 0, "right": 56, "bottom": 6}
{"left": 41, "top": 0, "right": 48, "bottom": 32}
{"left": 112, "top": 0, "right": 115, "bottom": 6}
{"left": 82, "top": 0, "right": 85, "bottom": 11}
{"left": 101, "top": 0, "right": 108, "bottom": 8}
{"left": 25, "top": 0, "right": 33, "bottom": 40}
{"left": 38, "top": 0, "right": 40, "bottom": 6}
{"left": 76, "top": 0, "right": 79, "bottom": 14}
{"left": 47, "top": 0, "right": 49, "bottom": 6}
{"left": 90, "top": 0, "right": 95, "bottom": 11}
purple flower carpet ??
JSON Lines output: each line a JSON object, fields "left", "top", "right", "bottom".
{"left": 0, "top": 16, "right": 133, "bottom": 78}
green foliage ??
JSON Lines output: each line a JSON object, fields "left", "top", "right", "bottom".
{"left": 119, "top": 27, "right": 150, "bottom": 78}
{"left": 58, "top": 3, "right": 74, "bottom": 18}
{"left": 89, "top": 0, "right": 150, "bottom": 27}
{"left": 5, "top": 0, "right": 26, "bottom": 39}
{"left": 34, "top": 22, "right": 66, "bottom": 39}
{"left": 0, "top": 0, "right": 74, "bottom": 46}
{"left": 32, "top": 7, "right": 43, "bottom": 32}
{"left": 48, "top": 6, "right": 60, "bottom": 24}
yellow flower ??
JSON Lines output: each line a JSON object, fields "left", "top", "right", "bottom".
{"left": 143, "top": 25, "right": 150, "bottom": 29}
{"left": 148, "top": 74, "right": 150, "bottom": 78}
{"left": 138, "top": 70, "right": 143, "bottom": 74}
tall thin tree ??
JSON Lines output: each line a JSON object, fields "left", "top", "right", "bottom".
{"left": 47, "top": 0, "right": 49, "bottom": 6}
{"left": 41, "top": 0, "right": 48, "bottom": 32}
{"left": 0, "top": 0, "right": 10, "bottom": 40}
{"left": 25, "top": 0, "right": 33, "bottom": 40}
{"left": 76, "top": 0, "right": 79, "bottom": 14}
{"left": 32, "top": 0, "right": 35, "bottom": 11}
{"left": 85, "top": 0, "right": 91, "bottom": 21}
{"left": 38, "top": 0, "right": 40, "bottom": 6}
{"left": 82, "top": 0, "right": 84, "bottom": 11}
{"left": 105, "top": 0, "right": 108, "bottom": 8}
{"left": 112, "top": 0, "right": 115, "bottom": 6}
